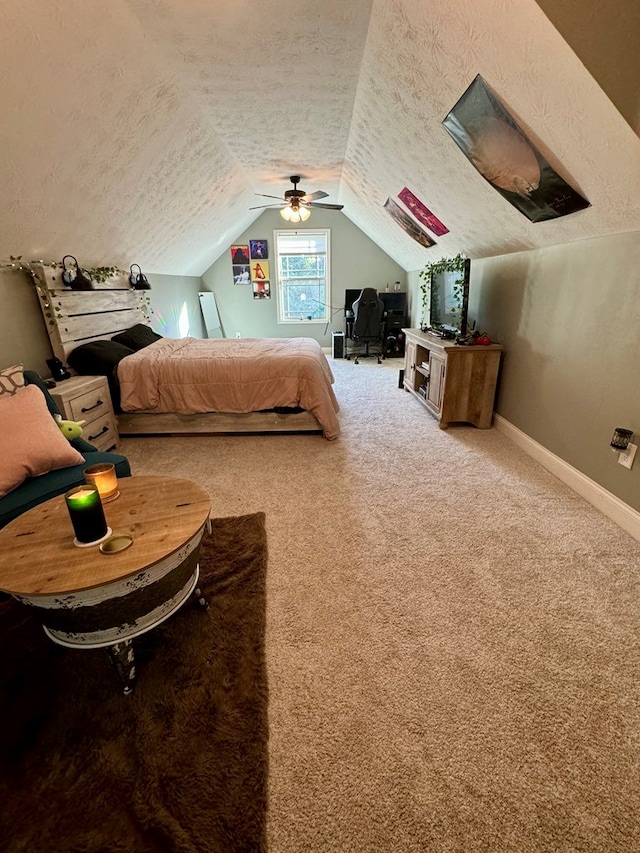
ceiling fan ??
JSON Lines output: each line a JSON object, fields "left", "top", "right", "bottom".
{"left": 250, "top": 175, "right": 344, "bottom": 221}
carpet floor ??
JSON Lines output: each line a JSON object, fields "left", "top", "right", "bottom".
{"left": 120, "top": 357, "right": 640, "bottom": 852}
{"left": 0, "top": 513, "right": 268, "bottom": 853}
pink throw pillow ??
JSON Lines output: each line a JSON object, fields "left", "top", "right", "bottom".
{"left": 0, "top": 384, "right": 85, "bottom": 498}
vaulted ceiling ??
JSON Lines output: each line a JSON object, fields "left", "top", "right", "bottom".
{"left": 2, "top": 0, "right": 639, "bottom": 276}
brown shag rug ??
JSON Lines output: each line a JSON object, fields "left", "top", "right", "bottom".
{"left": 0, "top": 513, "right": 268, "bottom": 853}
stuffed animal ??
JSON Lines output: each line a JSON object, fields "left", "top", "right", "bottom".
{"left": 54, "top": 413, "right": 86, "bottom": 441}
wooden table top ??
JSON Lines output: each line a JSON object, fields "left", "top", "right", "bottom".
{"left": 0, "top": 476, "right": 211, "bottom": 597}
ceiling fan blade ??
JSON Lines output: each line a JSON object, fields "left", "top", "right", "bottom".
{"left": 308, "top": 202, "right": 344, "bottom": 210}
{"left": 249, "top": 203, "right": 282, "bottom": 210}
{"left": 255, "top": 193, "right": 285, "bottom": 200}
{"left": 303, "top": 190, "right": 329, "bottom": 201}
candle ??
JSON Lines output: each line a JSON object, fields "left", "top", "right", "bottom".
{"left": 84, "top": 462, "right": 119, "bottom": 502}
{"left": 65, "top": 485, "right": 108, "bottom": 546}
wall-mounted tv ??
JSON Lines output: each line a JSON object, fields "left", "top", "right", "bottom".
{"left": 428, "top": 258, "right": 470, "bottom": 336}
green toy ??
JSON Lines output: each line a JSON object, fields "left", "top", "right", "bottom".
{"left": 54, "top": 414, "right": 86, "bottom": 441}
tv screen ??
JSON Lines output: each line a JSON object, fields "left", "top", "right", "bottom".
{"left": 429, "top": 258, "right": 470, "bottom": 335}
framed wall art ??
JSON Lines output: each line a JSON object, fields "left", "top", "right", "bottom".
{"left": 250, "top": 240, "right": 268, "bottom": 260}
{"left": 230, "top": 244, "right": 250, "bottom": 265}
{"left": 397, "top": 188, "right": 449, "bottom": 236}
{"left": 442, "top": 75, "right": 590, "bottom": 222}
{"left": 383, "top": 198, "right": 437, "bottom": 249}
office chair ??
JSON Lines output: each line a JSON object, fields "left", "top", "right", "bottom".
{"left": 346, "top": 287, "right": 385, "bottom": 364}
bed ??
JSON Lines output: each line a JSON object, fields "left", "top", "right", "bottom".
{"left": 33, "top": 265, "right": 340, "bottom": 440}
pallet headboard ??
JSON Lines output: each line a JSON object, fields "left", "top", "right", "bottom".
{"left": 33, "top": 264, "right": 151, "bottom": 364}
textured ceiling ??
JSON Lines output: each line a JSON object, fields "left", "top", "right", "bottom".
{"left": 1, "top": 0, "right": 639, "bottom": 275}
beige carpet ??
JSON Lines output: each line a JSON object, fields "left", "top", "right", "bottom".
{"left": 122, "top": 356, "right": 640, "bottom": 853}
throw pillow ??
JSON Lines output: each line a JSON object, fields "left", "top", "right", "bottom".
{"left": 0, "top": 363, "right": 25, "bottom": 399}
{"left": 67, "top": 340, "right": 135, "bottom": 375}
{"left": 111, "top": 324, "right": 162, "bottom": 351}
{"left": 0, "top": 384, "right": 85, "bottom": 498}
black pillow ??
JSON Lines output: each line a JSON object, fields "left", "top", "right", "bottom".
{"left": 67, "top": 340, "right": 135, "bottom": 376}
{"left": 111, "top": 324, "right": 162, "bottom": 351}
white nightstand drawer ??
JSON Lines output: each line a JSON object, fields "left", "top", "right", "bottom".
{"left": 51, "top": 375, "right": 119, "bottom": 449}
{"left": 69, "top": 387, "right": 110, "bottom": 423}
{"left": 83, "top": 413, "right": 117, "bottom": 451}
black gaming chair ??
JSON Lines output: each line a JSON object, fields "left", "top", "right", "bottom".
{"left": 346, "top": 288, "right": 385, "bottom": 364}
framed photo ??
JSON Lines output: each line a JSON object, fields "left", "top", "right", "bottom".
{"left": 230, "top": 244, "right": 250, "bottom": 265}
{"left": 442, "top": 75, "right": 590, "bottom": 222}
{"left": 249, "top": 239, "right": 268, "bottom": 260}
{"left": 232, "top": 265, "right": 251, "bottom": 285}
{"left": 383, "top": 198, "right": 437, "bottom": 249}
{"left": 252, "top": 280, "right": 271, "bottom": 299}
{"left": 250, "top": 260, "right": 269, "bottom": 282}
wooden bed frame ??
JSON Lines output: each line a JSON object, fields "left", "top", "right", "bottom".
{"left": 34, "top": 264, "right": 324, "bottom": 437}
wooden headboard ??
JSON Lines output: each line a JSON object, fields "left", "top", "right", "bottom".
{"left": 33, "top": 264, "right": 151, "bottom": 363}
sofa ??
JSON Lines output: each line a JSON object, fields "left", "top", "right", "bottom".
{"left": 0, "top": 370, "right": 131, "bottom": 529}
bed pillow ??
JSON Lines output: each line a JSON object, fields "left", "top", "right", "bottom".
{"left": 111, "top": 324, "right": 162, "bottom": 351}
{"left": 67, "top": 340, "right": 135, "bottom": 376}
{"left": 0, "top": 363, "right": 25, "bottom": 399}
{"left": 0, "top": 384, "right": 85, "bottom": 498}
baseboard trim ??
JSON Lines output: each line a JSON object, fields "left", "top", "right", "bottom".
{"left": 494, "top": 414, "right": 640, "bottom": 543}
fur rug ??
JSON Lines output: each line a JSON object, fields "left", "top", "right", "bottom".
{"left": 0, "top": 513, "right": 268, "bottom": 853}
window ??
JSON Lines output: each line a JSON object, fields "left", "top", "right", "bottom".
{"left": 274, "top": 229, "right": 330, "bottom": 324}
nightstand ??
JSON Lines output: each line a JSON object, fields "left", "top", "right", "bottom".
{"left": 51, "top": 375, "right": 119, "bottom": 451}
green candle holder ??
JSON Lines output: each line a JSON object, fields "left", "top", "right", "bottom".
{"left": 65, "top": 485, "right": 111, "bottom": 547}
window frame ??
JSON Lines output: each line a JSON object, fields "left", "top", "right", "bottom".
{"left": 273, "top": 228, "right": 331, "bottom": 325}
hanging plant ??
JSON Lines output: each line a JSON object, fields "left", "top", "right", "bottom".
{"left": 418, "top": 253, "right": 467, "bottom": 325}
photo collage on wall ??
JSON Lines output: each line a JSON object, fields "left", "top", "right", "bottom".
{"left": 230, "top": 240, "right": 270, "bottom": 298}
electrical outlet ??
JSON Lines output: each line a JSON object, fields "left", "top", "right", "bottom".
{"left": 618, "top": 443, "right": 637, "bottom": 470}
{"left": 235, "top": 331, "right": 241, "bottom": 338}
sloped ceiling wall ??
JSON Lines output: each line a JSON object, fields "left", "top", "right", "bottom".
{"left": 1, "top": 0, "right": 639, "bottom": 275}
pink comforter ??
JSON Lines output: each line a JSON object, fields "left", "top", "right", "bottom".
{"left": 117, "top": 336, "right": 340, "bottom": 439}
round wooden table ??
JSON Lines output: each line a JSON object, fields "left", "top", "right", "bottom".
{"left": 0, "top": 476, "right": 211, "bottom": 693}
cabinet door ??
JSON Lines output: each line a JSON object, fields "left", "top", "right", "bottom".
{"left": 403, "top": 340, "right": 417, "bottom": 391}
{"left": 426, "top": 352, "right": 446, "bottom": 413}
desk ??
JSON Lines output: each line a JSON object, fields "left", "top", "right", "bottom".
{"left": 0, "top": 476, "right": 212, "bottom": 693}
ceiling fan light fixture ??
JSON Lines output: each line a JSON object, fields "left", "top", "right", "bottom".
{"left": 281, "top": 204, "right": 302, "bottom": 222}
{"left": 280, "top": 202, "right": 310, "bottom": 223}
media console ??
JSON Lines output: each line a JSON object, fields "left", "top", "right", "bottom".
{"left": 402, "top": 329, "right": 503, "bottom": 429}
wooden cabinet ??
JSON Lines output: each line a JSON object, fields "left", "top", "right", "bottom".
{"left": 51, "top": 375, "right": 119, "bottom": 451}
{"left": 402, "top": 329, "right": 502, "bottom": 429}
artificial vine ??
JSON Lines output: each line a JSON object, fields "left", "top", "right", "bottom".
{"left": 1, "top": 256, "right": 126, "bottom": 285}
{"left": 418, "top": 253, "right": 467, "bottom": 325}
{"left": 85, "top": 265, "right": 124, "bottom": 283}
